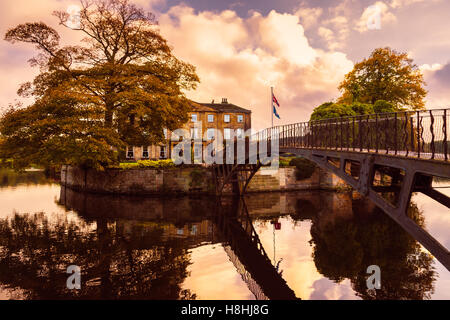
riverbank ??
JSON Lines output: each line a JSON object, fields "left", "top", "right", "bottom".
{"left": 61, "top": 165, "right": 350, "bottom": 195}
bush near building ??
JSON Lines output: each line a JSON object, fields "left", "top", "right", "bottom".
{"left": 289, "top": 157, "right": 317, "bottom": 180}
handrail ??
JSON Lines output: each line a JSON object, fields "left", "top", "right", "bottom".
{"left": 252, "top": 108, "right": 449, "bottom": 161}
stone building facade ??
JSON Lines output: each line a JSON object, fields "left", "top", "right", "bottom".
{"left": 126, "top": 98, "right": 252, "bottom": 161}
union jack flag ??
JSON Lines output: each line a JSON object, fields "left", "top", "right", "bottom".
{"left": 272, "top": 94, "right": 280, "bottom": 107}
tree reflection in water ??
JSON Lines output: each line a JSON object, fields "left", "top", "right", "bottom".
{"left": 0, "top": 186, "right": 439, "bottom": 300}
{"left": 306, "top": 194, "right": 436, "bottom": 300}
{"left": 0, "top": 212, "right": 196, "bottom": 299}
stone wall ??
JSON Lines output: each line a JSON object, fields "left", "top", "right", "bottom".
{"left": 61, "top": 165, "right": 349, "bottom": 195}
{"left": 246, "top": 166, "right": 349, "bottom": 192}
{"left": 61, "top": 165, "right": 215, "bottom": 195}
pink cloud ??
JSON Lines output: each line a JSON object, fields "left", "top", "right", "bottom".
{"left": 159, "top": 6, "right": 353, "bottom": 130}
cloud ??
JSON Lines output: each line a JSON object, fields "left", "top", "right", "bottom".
{"left": 293, "top": 2, "right": 352, "bottom": 50}
{"left": 318, "top": 27, "right": 334, "bottom": 44}
{"left": 0, "top": 1, "right": 354, "bottom": 129}
{"left": 420, "top": 62, "right": 450, "bottom": 108}
{"left": 389, "top": 0, "right": 429, "bottom": 9}
{"left": 294, "top": 7, "right": 323, "bottom": 29}
{"left": 321, "top": 15, "right": 349, "bottom": 50}
{"left": 355, "top": 1, "right": 397, "bottom": 33}
{"left": 159, "top": 6, "right": 354, "bottom": 129}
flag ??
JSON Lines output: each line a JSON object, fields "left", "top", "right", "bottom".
{"left": 272, "top": 91, "right": 280, "bottom": 119}
{"left": 272, "top": 93, "right": 280, "bottom": 107}
{"left": 273, "top": 105, "right": 280, "bottom": 119}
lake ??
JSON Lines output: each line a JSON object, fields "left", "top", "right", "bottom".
{"left": 0, "top": 169, "right": 449, "bottom": 300}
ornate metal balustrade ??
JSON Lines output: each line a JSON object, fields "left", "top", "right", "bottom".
{"left": 250, "top": 108, "right": 450, "bottom": 271}
{"left": 255, "top": 108, "right": 449, "bottom": 161}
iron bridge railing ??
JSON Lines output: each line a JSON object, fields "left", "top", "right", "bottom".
{"left": 254, "top": 108, "right": 449, "bottom": 161}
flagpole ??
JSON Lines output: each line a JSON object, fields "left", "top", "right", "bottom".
{"left": 271, "top": 86, "right": 273, "bottom": 128}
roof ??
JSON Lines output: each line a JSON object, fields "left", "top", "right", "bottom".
{"left": 189, "top": 101, "right": 217, "bottom": 112}
{"left": 197, "top": 101, "right": 251, "bottom": 114}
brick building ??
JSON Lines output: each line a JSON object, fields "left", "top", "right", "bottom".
{"left": 126, "top": 98, "right": 252, "bottom": 161}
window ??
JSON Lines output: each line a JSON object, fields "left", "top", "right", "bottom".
{"left": 163, "top": 128, "right": 168, "bottom": 139}
{"left": 126, "top": 146, "right": 134, "bottom": 159}
{"left": 190, "top": 128, "right": 200, "bottom": 139}
{"left": 224, "top": 114, "right": 230, "bottom": 123}
{"left": 236, "top": 128, "right": 244, "bottom": 138}
{"left": 206, "top": 128, "right": 215, "bottom": 140}
{"left": 160, "top": 146, "right": 167, "bottom": 159}
{"left": 208, "top": 114, "right": 214, "bottom": 122}
{"left": 142, "top": 146, "right": 149, "bottom": 159}
{"left": 224, "top": 128, "right": 232, "bottom": 140}
{"left": 194, "top": 144, "right": 202, "bottom": 160}
{"left": 237, "top": 115, "right": 244, "bottom": 123}
{"left": 191, "top": 114, "right": 198, "bottom": 122}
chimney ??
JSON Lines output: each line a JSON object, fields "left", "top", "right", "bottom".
{"left": 222, "top": 98, "right": 228, "bottom": 104}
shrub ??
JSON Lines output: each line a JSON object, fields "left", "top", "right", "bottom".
{"left": 279, "top": 156, "right": 295, "bottom": 167}
{"left": 289, "top": 157, "right": 317, "bottom": 180}
{"left": 119, "top": 159, "right": 175, "bottom": 170}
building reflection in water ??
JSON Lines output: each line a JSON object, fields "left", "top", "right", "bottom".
{"left": 0, "top": 185, "right": 438, "bottom": 300}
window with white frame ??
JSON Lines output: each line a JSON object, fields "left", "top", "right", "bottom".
{"left": 237, "top": 115, "right": 244, "bottom": 123}
{"left": 206, "top": 128, "right": 215, "bottom": 140}
{"left": 194, "top": 144, "right": 202, "bottom": 160}
{"left": 224, "top": 114, "right": 230, "bottom": 123}
{"left": 160, "top": 146, "right": 167, "bottom": 159}
{"left": 142, "top": 146, "right": 149, "bottom": 159}
{"left": 224, "top": 128, "right": 232, "bottom": 140}
{"left": 191, "top": 113, "right": 198, "bottom": 122}
{"left": 190, "top": 127, "right": 200, "bottom": 139}
{"left": 236, "top": 128, "right": 244, "bottom": 138}
{"left": 208, "top": 114, "right": 214, "bottom": 122}
{"left": 126, "top": 146, "right": 134, "bottom": 159}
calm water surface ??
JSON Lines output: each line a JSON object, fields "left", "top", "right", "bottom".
{"left": 0, "top": 169, "right": 449, "bottom": 300}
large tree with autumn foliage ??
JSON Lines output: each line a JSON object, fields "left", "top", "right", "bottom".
{"left": 338, "top": 47, "right": 426, "bottom": 111}
{"left": 0, "top": 0, "right": 199, "bottom": 170}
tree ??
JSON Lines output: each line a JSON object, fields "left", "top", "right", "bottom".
{"left": 310, "top": 101, "right": 373, "bottom": 121}
{"left": 0, "top": 0, "right": 199, "bottom": 170}
{"left": 373, "top": 100, "right": 395, "bottom": 114}
{"left": 338, "top": 47, "right": 426, "bottom": 110}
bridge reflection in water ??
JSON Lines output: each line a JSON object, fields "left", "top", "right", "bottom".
{"left": 59, "top": 187, "right": 297, "bottom": 300}
{"left": 54, "top": 188, "right": 437, "bottom": 299}
{"left": 0, "top": 185, "right": 439, "bottom": 299}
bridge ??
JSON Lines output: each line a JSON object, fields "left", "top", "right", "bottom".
{"left": 213, "top": 108, "right": 450, "bottom": 271}
{"left": 213, "top": 197, "right": 297, "bottom": 300}
{"left": 60, "top": 187, "right": 298, "bottom": 300}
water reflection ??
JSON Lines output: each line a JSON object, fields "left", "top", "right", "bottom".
{"left": 305, "top": 196, "right": 435, "bottom": 299}
{"left": 0, "top": 169, "right": 53, "bottom": 188}
{"left": 0, "top": 211, "right": 197, "bottom": 299}
{"left": 0, "top": 178, "right": 446, "bottom": 300}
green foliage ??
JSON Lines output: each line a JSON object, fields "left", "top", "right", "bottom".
{"left": 289, "top": 157, "right": 316, "bottom": 180}
{"left": 0, "top": 159, "right": 13, "bottom": 169}
{"left": 119, "top": 159, "right": 175, "bottom": 170}
{"left": 310, "top": 101, "right": 374, "bottom": 121}
{"left": 373, "top": 100, "right": 396, "bottom": 113}
{"left": 310, "top": 102, "right": 356, "bottom": 121}
{"left": 0, "top": 0, "right": 199, "bottom": 171}
{"left": 279, "top": 156, "right": 295, "bottom": 167}
{"left": 349, "top": 101, "right": 374, "bottom": 115}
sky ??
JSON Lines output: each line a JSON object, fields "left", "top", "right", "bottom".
{"left": 0, "top": 0, "right": 449, "bottom": 130}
